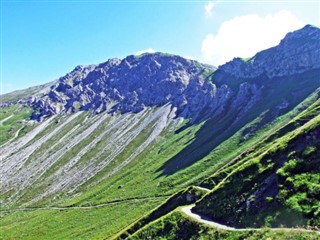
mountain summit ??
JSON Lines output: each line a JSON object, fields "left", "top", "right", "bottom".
{"left": 27, "top": 53, "right": 216, "bottom": 121}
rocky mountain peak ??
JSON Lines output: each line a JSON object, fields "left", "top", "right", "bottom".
{"left": 27, "top": 53, "right": 217, "bottom": 120}
{"left": 280, "top": 24, "right": 319, "bottom": 43}
{"left": 218, "top": 24, "right": 320, "bottom": 79}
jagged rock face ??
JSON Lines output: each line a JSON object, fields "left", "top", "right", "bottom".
{"left": 31, "top": 54, "right": 216, "bottom": 120}
{"left": 12, "top": 25, "right": 320, "bottom": 123}
{"left": 216, "top": 25, "right": 320, "bottom": 79}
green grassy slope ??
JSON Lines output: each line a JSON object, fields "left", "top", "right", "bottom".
{"left": 0, "top": 198, "right": 164, "bottom": 240}
{"left": 194, "top": 99, "right": 320, "bottom": 228}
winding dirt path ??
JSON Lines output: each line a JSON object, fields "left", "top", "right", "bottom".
{"left": 181, "top": 205, "right": 236, "bottom": 230}
{"left": 181, "top": 205, "right": 320, "bottom": 234}
{"left": 0, "top": 196, "right": 168, "bottom": 213}
{"left": 193, "top": 186, "right": 210, "bottom": 192}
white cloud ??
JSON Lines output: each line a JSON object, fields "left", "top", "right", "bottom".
{"left": 201, "top": 10, "right": 305, "bottom": 66}
{"left": 135, "top": 48, "right": 156, "bottom": 55}
{"left": 205, "top": 1, "right": 216, "bottom": 18}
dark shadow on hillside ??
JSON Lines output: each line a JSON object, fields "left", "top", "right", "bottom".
{"left": 156, "top": 69, "right": 320, "bottom": 177}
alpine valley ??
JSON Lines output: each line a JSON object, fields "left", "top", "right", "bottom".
{"left": 0, "top": 25, "right": 319, "bottom": 240}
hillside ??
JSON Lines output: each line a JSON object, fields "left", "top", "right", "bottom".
{"left": 0, "top": 25, "right": 319, "bottom": 239}
{"left": 194, "top": 96, "right": 320, "bottom": 228}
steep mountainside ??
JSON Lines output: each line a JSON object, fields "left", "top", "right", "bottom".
{"left": 0, "top": 25, "right": 319, "bottom": 239}
{"left": 194, "top": 96, "right": 320, "bottom": 228}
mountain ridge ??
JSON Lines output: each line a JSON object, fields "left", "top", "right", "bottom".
{"left": 2, "top": 25, "right": 319, "bottom": 123}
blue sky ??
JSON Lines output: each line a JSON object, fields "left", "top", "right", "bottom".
{"left": 1, "top": 0, "right": 319, "bottom": 94}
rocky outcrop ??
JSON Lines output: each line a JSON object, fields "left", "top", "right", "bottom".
{"left": 28, "top": 53, "right": 217, "bottom": 120}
